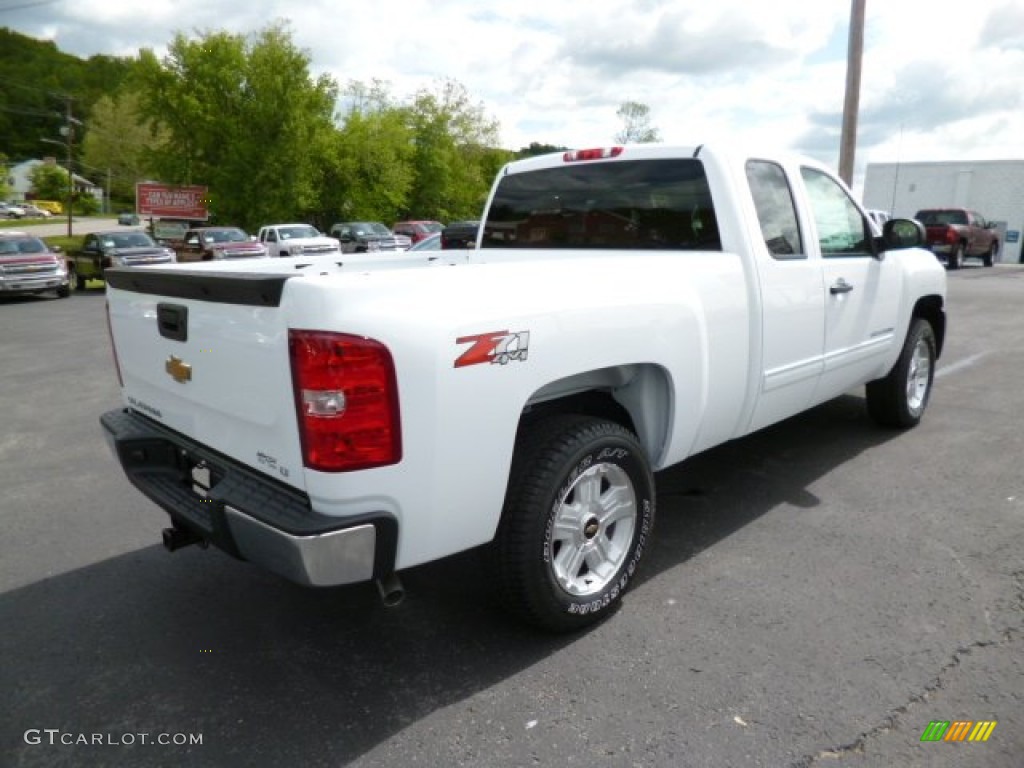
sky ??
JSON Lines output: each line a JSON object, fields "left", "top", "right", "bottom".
{"left": 3, "top": 0, "right": 1023, "bottom": 192}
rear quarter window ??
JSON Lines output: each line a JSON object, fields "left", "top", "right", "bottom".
{"left": 481, "top": 158, "right": 720, "bottom": 251}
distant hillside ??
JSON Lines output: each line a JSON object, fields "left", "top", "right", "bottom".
{"left": 0, "top": 27, "right": 138, "bottom": 163}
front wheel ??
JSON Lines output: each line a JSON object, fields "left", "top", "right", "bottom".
{"left": 866, "top": 318, "right": 937, "bottom": 428}
{"left": 494, "top": 414, "right": 655, "bottom": 631}
{"left": 947, "top": 243, "right": 963, "bottom": 270}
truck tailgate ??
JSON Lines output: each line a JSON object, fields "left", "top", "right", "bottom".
{"left": 105, "top": 268, "right": 305, "bottom": 490}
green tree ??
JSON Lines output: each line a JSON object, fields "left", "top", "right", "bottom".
{"left": 0, "top": 29, "right": 138, "bottom": 163}
{"left": 318, "top": 79, "right": 416, "bottom": 226}
{"left": 80, "top": 90, "right": 166, "bottom": 207}
{"left": 29, "top": 162, "right": 71, "bottom": 202}
{"left": 0, "top": 154, "right": 11, "bottom": 201}
{"left": 405, "top": 78, "right": 509, "bottom": 222}
{"left": 135, "top": 21, "right": 337, "bottom": 230}
{"left": 614, "top": 101, "right": 661, "bottom": 144}
{"left": 515, "top": 142, "right": 568, "bottom": 159}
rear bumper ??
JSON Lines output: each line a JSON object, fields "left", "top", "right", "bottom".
{"left": 100, "top": 408, "right": 397, "bottom": 586}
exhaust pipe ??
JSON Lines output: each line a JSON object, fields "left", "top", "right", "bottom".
{"left": 375, "top": 572, "right": 405, "bottom": 607}
{"left": 162, "top": 525, "right": 204, "bottom": 552}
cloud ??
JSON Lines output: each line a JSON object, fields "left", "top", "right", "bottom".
{"left": 2, "top": 0, "right": 1019, "bottom": 172}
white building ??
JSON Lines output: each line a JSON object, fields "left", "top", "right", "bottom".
{"left": 7, "top": 158, "right": 103, "bottom": 208}
{"left": 862, "top": 159, "right": 1024, "bottom": 264}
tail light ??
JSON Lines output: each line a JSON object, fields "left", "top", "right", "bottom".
{"left": 944, "top": 227, "right": 958, "bottom": 245}
{"left": 288, "top": 330, "right": 401, "bottom": 472}
{"left": 105, "top": 300, "right": 124, "bottom": 387}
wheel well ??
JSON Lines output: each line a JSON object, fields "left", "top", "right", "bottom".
{"left": 913, "top": 295, "right": 946, "bottom": 358}
{"left": 522, "top": 390, "right": 636, "bottom": 433}
{"left": 519, "top": 364, "right": 672, "bottom": 463}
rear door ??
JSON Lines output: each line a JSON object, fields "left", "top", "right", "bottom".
{"left": 744, "top": 159, "right": 826, "bottom": 432}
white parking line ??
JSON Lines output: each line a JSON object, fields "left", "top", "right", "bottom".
{"left": 936, "top": 352, "right": 988, "bottom": 379}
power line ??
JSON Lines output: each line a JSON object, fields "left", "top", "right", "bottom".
{"left": 0, "top": 0, "right": 62, "bottom": 13}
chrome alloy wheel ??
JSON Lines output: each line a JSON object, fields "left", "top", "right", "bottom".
{"left": 906, "top": 335, "right": 932, "bottom": 413}
{"left": 548, "top": 462, "right": 637, "bottom": 596}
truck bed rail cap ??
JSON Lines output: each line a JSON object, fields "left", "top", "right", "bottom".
{"left": 105, "top": 267, "right": 290, "bottom": 306}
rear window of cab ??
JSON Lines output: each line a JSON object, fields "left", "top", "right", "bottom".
{"left": 480, "top": 158, "right": 720, "bottom": 251}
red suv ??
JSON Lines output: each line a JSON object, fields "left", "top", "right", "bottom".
{"left": 392, "top": 220, "right": 443, "bottom": 244}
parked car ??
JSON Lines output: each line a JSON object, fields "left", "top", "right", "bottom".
{"left": 440, "top": 220, "right": 481, "bottom": 249}
{"left": 1, "top": 202, "right": 26, "bottom": 219}
{"left": 19, "top": 203, "right": 52, "bottom": 218}
{"left": 257, "top": 223, "right": 341, "bottom": 258}
{"left": 178, "top": 226, "right": 267, "bottom": 261}
{"left": 914, "top": 207, "right": 1000, "bottom": 269}
{"left": 0, "top": 232, "right": 70, "bottom": 298}
{"left": 392, "top": 220, "right": 444, "bottom": 244}
{"left": 67, "top": 230, "right": 176, "bottom": 289}
{"left": 32, "top": 200, "right": 64, "bottom": 215}
{"left": 117, "top": 211, "right": 140, "bottom": 226}
{"left": 329, "top": 222, "right": 412, "bottom": 253}
{"left": 408, "top": 232, "right": 441, "bottom": 252}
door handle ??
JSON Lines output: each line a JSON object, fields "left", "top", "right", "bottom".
{"left": 830, "top": 278, "right": 853, "bottom": 295}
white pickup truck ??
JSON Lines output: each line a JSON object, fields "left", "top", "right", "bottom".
{"left": 101, "top": 144, "right": 946, "bottom": 631}
{"left": 256, "top": 223, "right": 341, "bottom": 258}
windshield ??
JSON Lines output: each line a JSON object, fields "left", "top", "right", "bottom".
{"left": 915, "top": 209, "right": 967, "bottom": 226}
{"left": 349, "top": 222, "right": 392, "bottom": 236}
{"left": 481, "top": 158, "right": 720, "bottom": 251}
{"left": 101, "top": 233, "right": 157, "bottom": 249}
{"left": 201, "top": 228, "right": 248, "bottom": 244}
{"left": 0, "top": 236, "right": 47, "bottom": 255}
{"left": 278, "top": 225, "right": 320, "bottom": 240}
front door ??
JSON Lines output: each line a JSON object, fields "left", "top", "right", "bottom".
{"left": 800, "top": 167, "right": 900, "bottom": 402}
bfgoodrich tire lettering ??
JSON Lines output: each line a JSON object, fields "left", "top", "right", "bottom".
{"left": 866, "top": 318, "right": 936, "bottom": 428}
{"left": 495, "top": 415, "right": 655, "bottom": 631}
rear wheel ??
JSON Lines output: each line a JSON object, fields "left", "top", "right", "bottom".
{"left": 866, "top": 318, "right": 936, "bottom": 428}
{"left": 494, "top": 414, "right": 655, "bottom": 631}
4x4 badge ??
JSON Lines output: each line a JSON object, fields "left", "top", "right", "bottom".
{"left": 165, "top": 355, "right": 192, "bottom": 383}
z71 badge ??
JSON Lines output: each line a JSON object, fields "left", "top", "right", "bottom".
{"left": 454, "top": 330, "right": 530, "bottom": 368}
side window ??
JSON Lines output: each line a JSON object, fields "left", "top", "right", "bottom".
{"left": 800, "top": 167, "right": 872, "bottom": 258}
{"left": 266, "top": 230, "right": 277, "bottom": 243}
{"left": 745, "top": 159, "right": 804, "bottom": 259}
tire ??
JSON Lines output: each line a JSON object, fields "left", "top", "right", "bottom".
{"left": 947, "top": 243, "right": 963, "bottom": 270}
{"left": 982, "top": 242, "right": 997, "bottom": 267}
{"left": 69, "top": 264, "right": 85, "bottom": 291}
{"left": 866, "top": 318, "right": 937, "bottom": 429}
{"left": 494, "top": 414, "right": 655, "bottom": 631}
{"left": 56, "top": 283, "right": 70, "bottom": 298}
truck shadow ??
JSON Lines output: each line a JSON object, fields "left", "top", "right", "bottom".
{"left": 2, "top": 393, "right": 900, "bottom": 767}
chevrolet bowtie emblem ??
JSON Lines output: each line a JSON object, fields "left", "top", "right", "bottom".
{"left": 165, "top": 355, "right": 192, "bottom": 383}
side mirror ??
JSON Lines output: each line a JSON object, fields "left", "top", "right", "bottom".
{"left": 880, "top": 218, "right": 926, "bottom": 250}
{"left": 50, "top": 244, "right": 63, "bottom": 253}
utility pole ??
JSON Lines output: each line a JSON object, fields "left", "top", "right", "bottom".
{"left": 838, "top": 0, "right": 866, "bottom": 187}
{"left": 64, "top": 96, "right": 74, "bottom": 237}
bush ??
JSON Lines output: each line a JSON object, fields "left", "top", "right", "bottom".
{"left": 73, "top": 196, "right": 101, "bottom": 216}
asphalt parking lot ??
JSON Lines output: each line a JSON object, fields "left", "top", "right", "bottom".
{"left": 2, "top": 265, "right": 1022, "bottom": 767}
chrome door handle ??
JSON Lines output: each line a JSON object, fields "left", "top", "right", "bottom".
{"left": 830, "top": 278, "right": 853, "bottom": 295}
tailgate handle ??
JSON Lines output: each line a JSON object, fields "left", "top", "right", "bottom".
{"left": 157, "top": 304, "right": 188, "bottom": 341}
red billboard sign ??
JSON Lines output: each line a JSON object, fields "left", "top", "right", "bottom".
{"left": 136, "top": 183, "right": 209, "bottom": 220}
